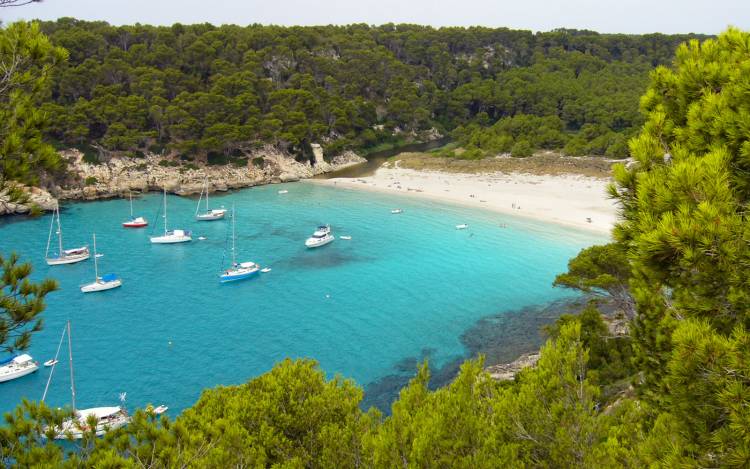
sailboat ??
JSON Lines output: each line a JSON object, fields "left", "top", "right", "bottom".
{"left": 150, "top": 188, "right": 192, "bottom": 244}
{"left": 80, "top": 234, "right": 122, "bottom": 293}
{"left": 122, "top": 191, "right": 148, "bottom": 228}
{"left": 43, "top": 321, "right": 130, "bottom": 439}
{"left": 195, "top": 179, "right": 227, "bottom": 221}
{"left": 45, "top": 203, "right": 90, "bottom": 265}
{"left": 220, "top": 205, "right": 260, "bottom": 283}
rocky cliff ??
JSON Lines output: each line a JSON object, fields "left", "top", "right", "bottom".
{"left": 1, "top": 147, "right": 365, "bottom": 216}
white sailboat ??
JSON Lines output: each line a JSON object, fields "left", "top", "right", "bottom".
{"left": 195, "top": 179, "right": 227, "bottom": 221}
{"left": 150, "top": 188, "right": 192, "bottom": 244}
{"left": 80, "top": 233, "right": 122, "bottom": 293}
{"left": 220, "top": 205, "right": 260, "bottom": 283}
{"left": 122, "top": 191, "right": 148, "bottom": 228}
{"left": 43, "top": 321, "right": 130, "bottom": 439}
{"left": 0, "top": 354, "right": 39, "bottom": 383}
{"left": 45, "top": 204, "right": 90, "bottom": 265}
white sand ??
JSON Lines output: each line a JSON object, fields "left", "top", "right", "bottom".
{"left": 309, "top": 166, "right": 617, "bottom": 235}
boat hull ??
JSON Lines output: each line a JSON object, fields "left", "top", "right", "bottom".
{"left": 122, "top": 221, "right": 148, "bottom": 228}
{"left": 0, "top": 362, "right": 39, "bottom": 383}
{"left": 150, "top": 230, "right": 192, "bottom": 244}
{"left": 196, "top": 210, "right": 227, "bottom": 221}
{"left": 53, "top": 407, "right": 130, "bottom": 440}
{"left": 81, "top": 279, "right": 122, "bottom": 293}
{"left": 220, "top": 264, "right": 260, "bottom": 283}
{"left": 46, "top": 252, "right": 90, "bottom": 265}
{"left": 305, "top": 236, "right": 334, "bottom": 248}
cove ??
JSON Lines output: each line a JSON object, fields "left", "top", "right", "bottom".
{"left": 0, "top": 182, "right": 604, "bottom": 415}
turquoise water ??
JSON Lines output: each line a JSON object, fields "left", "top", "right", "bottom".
{"left": 0, "top": 182, "right": 603, "bottom": 416}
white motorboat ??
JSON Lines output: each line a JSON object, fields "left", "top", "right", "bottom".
{"left": 43, "top": 322, "right": 131, "bottom": 439}
{"left": 456, "top": 224, "right": 469, "bottom": 230}
{"left": 150, "top": 189, "right": 192, "bottom": 244}
{"left": 305, "top": 225, "right": 335, "bottom": 248}
{"left": 195, "top": 179, "right": 227, "bottom": 221}
{"left": 45, "top": 204, "right": 90, "bottom": 265}
{"left": 122, "top": 191, "right": 148, "bottom": 228}
{"left": 152, "top": 405, "right": 168, "bottom": 415}
{"left": 339, "top": 235, "right": 352, "bottom": 240}
{"left": 81, "top": 234, "right": 122, "bottom": 293}
{"left": 0, "top": 354, "right": 39, "bottom": 383}
{"left": 261, "top": 267, "right": 272, "bottom": 273}
{"left": 391, "top": 209, "right": 403, "bottom": 214}
{"left": 219, "top": 205, "right": 260, "bottom": 283}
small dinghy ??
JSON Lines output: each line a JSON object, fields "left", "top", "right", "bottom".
{"left": 198, "top": 236, "right": 207, "bottom": 240}
{"left": 278, "top": 190, "right": 289, "bottom": 194}
{"left": 455, "top": 224, "right": 469, "bottom": 230}
{"left": 95, "top": 253, "right": 104, "bottom": 258}
{"left": 391, "top": 209, "right": 403, "bottom": 214}
{"left": 44, "top": 359, "right": 59, "bottom": 367}
{"left": 152, "top": 405, "right": 168, "bottom": 415}
{"left": 339, "top": 235, "right": 352, "bottom": 240}
{"left": 261, "top": 267, "right": 271, "bottom": 273}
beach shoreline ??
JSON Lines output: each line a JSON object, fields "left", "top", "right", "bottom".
{"left": 309, "top": 166, "right": 617, "bottom": 235}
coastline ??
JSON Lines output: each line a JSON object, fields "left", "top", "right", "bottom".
{"left": 309, "top": 165, "right": 617, "bottom": 235}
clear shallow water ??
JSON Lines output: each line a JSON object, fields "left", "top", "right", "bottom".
{"left": 0, "top": 183, "right": 603, "bottom": 416}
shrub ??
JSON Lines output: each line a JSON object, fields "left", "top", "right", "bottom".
{"left": 251, "top": 157, "right": 265, "bottom": 169}
{"left": 159, "top": 159, "right": 179, "bottom": 167}
{"left": 232, "top": 157, "right": 248, "bottom": 168}
{"left": 511, "top": 139, "right": 533, "bottom": 157}
{"left": 207, "top": 152, "right": 228, "bottom": 165}
{"left": 84, "top": 176, "right": 98, "bottom": 186}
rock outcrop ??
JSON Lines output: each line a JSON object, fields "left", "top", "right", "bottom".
{"left": 0, "top": 185, "right": 58, "bottom": 216}
{"left": 2, "top": 146, "right": 365, "bottom": 215}
{"left": 485, "top": 352, "right": 541, "bottom": 381}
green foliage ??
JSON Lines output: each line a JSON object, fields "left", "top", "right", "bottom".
{"left": 0, "top": 252, "right": 58, "bottom": 353}
{"left": 251, "top": 157, "right": 265, "bottom": 168}
{"left": 28, "top": 20, "right": 701, "bottom": 160}
{"left": 83, "top": 176, "right": 97, "bottom": 185}
{"left": 554, "top": 243, "right": 634, "bottom": 318}
{"left": 0, "top": 21, "right": 68, "bottom": 203}
{"left": 231, "top": 157, "right": 248, "bottom": 168}
{"left": 158, "top": 159, "right": 179, "bottom": 167}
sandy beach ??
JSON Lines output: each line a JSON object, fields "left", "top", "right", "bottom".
{"left": 310, "top": 165, "right": 617, "bottom": 235}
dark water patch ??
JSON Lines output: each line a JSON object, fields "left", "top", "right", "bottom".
{"left": 285, "top": 250, "right": 374, "bottom": 270}
{"left": 362, "top": 297, "right": 588, "bottom": 413}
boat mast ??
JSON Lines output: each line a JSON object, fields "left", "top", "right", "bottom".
{"left": 45, "top": 209, "right": 55, "bottom": 258}
{"left": 205, "top": 179, "right": 210, "bottom": 211}
{"left": 231, "top": 204, "right": 236, "bottom": 265}
{"left": 67, "top": 321, "right": 76, "bottom": 412}
{"left": 129, "top": 191, "right": 133, "bottom": 218}
{"left": 163, "top": 188, "right": 168, "bottom": 235}
{"left": 56, "top": 204, "right": 64, "bottom": 257}
{"left": 92, "top": 233, "right": 99, "bottom": 280}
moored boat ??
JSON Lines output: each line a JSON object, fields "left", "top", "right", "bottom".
{"left": 122, "top": 191, "right": 148, "bottom": 228}
{"left": 219, "top": 205, "right": 260, "bottom": 283}
{"left": 45, "top": 204, "right": 90, "bottom": 265}
{"left": 0, "top": 354, "right": 39, "bottom": 383}
{"left": 195, "top": 179, "right": 227, "bottom": 221}
{"left": 81, "top": 234, "right": 122, "bottom": 293}
{"left": 150, "top": 189, "right": 192, "bottom": 244}
{"left": 305, "top": 225, "right": 335, "bottom": 248}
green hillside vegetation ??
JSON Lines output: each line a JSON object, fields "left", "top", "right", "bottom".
{"left": 35, "top": 20, "right": 704, "bottom": 164}
{"left": 3, "top": 22, "right": 750, "bottom": 468}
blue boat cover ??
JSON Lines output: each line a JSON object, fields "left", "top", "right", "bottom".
{"left": 0, "top": 355, "right": 17, "bottom": 366}
{"left": 102, "top": 273, "right": 118, "bottom": 282}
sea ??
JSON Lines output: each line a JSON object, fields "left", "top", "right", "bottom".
{"left": 0, "top": 182, "right": 604, "bottom": 416}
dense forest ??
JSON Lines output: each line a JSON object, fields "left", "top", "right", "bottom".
{"left": 36, "top": 19, "right": 706, "bottom": 162}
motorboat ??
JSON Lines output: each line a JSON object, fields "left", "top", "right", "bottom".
{"left": 261, "top": 267, "right": 272, "bottom": 273}
{"left": 391, "top": 209, "right": 403, "bottom": 214}
{"left": 81, "top": 234, "right": 122, "bottom": 293}
{"left": 456, "top": 224, "right": 469, "bottom": 230}
{"left": 44, "top": 359, "right": 58, "bottom": 367}
{"left": 305, "top": 225, "right": 334, "bottom": 248}
{"left": 0, "top": 354, "right": 39, "bottom": 383}
{"left": 122, "top": 191, "right": 148, "bottom": 228}
{"left": 195, "top": 179, "right": 227, "bottom": 221}
{"left": 219, "top": 205, "right": 260, "bottom": 283}
{"left": 150, "top": 189, "right": 192, "bottom": 244}
{"left": 339, "top": 235, "right": 352, "bottom": 240}
{"left": 45, "top": 204, "right": 89, "bottom": 265}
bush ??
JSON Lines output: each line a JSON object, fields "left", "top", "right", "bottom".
{"left": 232, "top": 157, "right": 248, "bottom": 168}
{"left": 251, "top": 157, "right": 265, "bottom": 169}
{"left": 84, "top": 176, "right": 98, "bottom": 186}
{"left": 76, "top": 144, "right": 100, "bottom": 165}
{"left": 130, "top": 150, "right": 145, "bottom": 158}
{"left": 510, "top": 139, "right": 533, "bottom": 157}
{"left": 207, "top": 152, "right": 228, "bottom": 165}
{"left": 158, "top": 159, "right": 179, "bottom": 167}
{"left": 184, "top": 163, "right": 199, "bottom": 171}
{"left": 148, "top": 143, "right": 165, "bottom": 154}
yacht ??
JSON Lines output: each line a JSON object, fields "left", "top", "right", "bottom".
{"left": 305, "top": 225, "right": 335, "bottom": 248}
{"left": 45, "top": 204, "right": 90, "bottom": 265}
{"left": 0, "top": 354, "right": 39, "bottom": 383}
